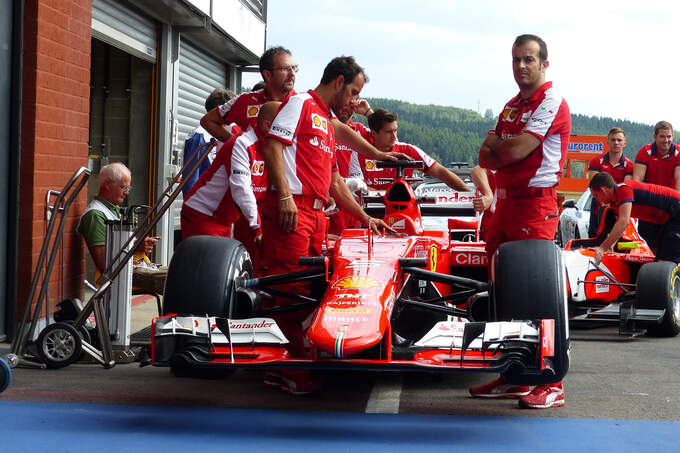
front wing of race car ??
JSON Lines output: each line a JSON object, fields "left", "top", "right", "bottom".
{"left": 152, "top": 315, "right": 559, "bottom": 379}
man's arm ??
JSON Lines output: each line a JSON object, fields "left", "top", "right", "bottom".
{"left": 329, "top": 172, "right": 394, "bottom": 235}
{"left": 632, "top": 163, "right": 647, "bottom": 182}
{"left": 261, "top": 137, "right": 297, "bottom": 232}
{"left": 470, "top": 165, "right": 493, "bottom": 212}
{"left": 674, "top": 165, "right": 680, "bottom": 191}
{"left": 200, "top": 108, "right": 233, "bottom": 143}
{"left": 88, "top": 245, "right": 107, "bottom": 272}
{"left": 426, "top": 162, "right": 470, "bottom": 192}
{"left": 593, "top": 202, "right": 632, "bottom": 264}
{"left": 331, "top": 119, "right": 407, "bottom": 161}
{"left": 478, "top": 132, "right": 541, "bottom": 170}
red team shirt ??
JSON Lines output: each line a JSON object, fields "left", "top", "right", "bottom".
{"left": 589, "top": 153, "right": 634, "bottom": 183}
{"left": 614, "top": 180, "right": 680, "bottom": 225}
{"left": 336, "top": 120, "right": 369, "bottom": 177}
{"left": 266, "top": 90, "right": 338, "bottom": 202}
{"left": 494, "top": 81, "right": 571, "bottom": 190}
{"left": 183, "top": 127, "right": 268, "bottom": 232}
{"left": 218, "top": 89, "right": 296, "bottom": 131}
{"left": 634, "top": 143, "right": 680, "bottom": 189}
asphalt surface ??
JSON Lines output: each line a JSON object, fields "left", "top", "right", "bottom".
{"left": 1, "top": 298, "right": 679, "bottom": 421}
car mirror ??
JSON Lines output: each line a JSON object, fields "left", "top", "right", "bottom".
{"left": 562, "top": 199, "right": 576, "bottom": 209}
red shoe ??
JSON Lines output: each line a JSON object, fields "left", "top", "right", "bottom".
{"left": 263, "top": 370, "right": 282, "bottom": 388}
{"left": 518, "top": 382, "right": 565, "bottom": 409}
{"left": 469, "top": 376, "right": 531, "bottom": 399}
{"left": 279, "top": 370, "right": 320, "bottom": 396}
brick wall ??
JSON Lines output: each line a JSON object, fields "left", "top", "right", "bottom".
{"left": 18, "top": 0, "right": 92, "bottom": 319}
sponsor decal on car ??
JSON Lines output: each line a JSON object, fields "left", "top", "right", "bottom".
{"left": 327, "top": 307, "right": 371, "bottom": 314}
{"left": 452, "top": 251, "right": 487, "bottom": 266}
{"left": 333, "top": 276, "right": 380, "bottom": 289}
{"left": 228, "top": 319, "right": 275, "bottom": 329}
{"left": 429, "top": 245, "right": 438, "bottom": 271}
{"left": 346, "top": 260, "right": 385, "bottom": 269}
{"left": 595, "top": 275, "right": 610, "bottom": 293}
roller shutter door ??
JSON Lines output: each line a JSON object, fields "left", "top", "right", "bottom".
{"left": 92, "top": 0, "right": 157, "bottom": 63}
{"left": 175, "top": 39, "right": 228, "bottom": 156}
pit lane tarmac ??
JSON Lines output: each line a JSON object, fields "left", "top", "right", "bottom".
{"left": 1, "top": 298, "right": 678, "bottom": 451}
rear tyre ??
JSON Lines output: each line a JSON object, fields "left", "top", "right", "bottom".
{"left": 163, "top": 236, "right": 253, "bottom": 317}
{"left": 492, "top": 239, "right": 570, "bottom": 386}
{"left": 636, "top": 262, "right": 680, "bottom": 337}
{"left": 36, "top": 322, "right": 83, "bottom": 368}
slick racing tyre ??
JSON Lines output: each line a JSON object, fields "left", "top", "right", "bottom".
{"left": 492, "top": 239, "right": 570, "bottom": 386}
{"left": 36, "top": 322, "right": 83, "bottom": 368}
{"left": 163, "top": 236, "right": 253, "bottom": 317}
{"left": 636, "top": 262, "right": 680, "bottom": 337}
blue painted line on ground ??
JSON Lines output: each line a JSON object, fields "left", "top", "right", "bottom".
{"left": 0, "top": 401, "right": 676, "bottom": 452}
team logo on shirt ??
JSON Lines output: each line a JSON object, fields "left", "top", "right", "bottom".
{"left": 311, "top": 113, "right": 328, "bottom": 133}
{"left": 520, "top": 110, "right": 532, "bottom": 122}
{"left": 246, "top": 105, "right": 261, "bottom": 118}
{"left": 310, "top": 136, "right": 319, "bottom": 147}
{"left": 501, "top": 107, "right": 519, "bottom": 122}
{"left": 251, "top": 160, "right": 265, "bottom": 175}
{"left": 364, "top": 160, "right": 379, "bottom": 171}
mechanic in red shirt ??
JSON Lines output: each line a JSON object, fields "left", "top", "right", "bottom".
{"left": 632, "top": 121, "right": 680, "bottom": 248}
{"left": 352, "top": 108, "right": 470, "bottom": 192}
{"left": 586, "top": 127, "right": 634, "bottom": 237}
{"left": 474, "top": 34, "right": 571, "bottom": 409}
{"left": 261, "top": 56, "right": 398, "bottom": 395}
{"left": 589, "top": 172, "right": 680, "bottom": 264}
{"left": 327, "top": 99, "right": 374, "bottom": 236}
{"left": 180, "top": 102, "right": 280, "bottom": 273}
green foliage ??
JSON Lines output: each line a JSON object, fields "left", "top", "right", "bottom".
{"left": 355, "top": 97, "right": 660, "bottom": 164}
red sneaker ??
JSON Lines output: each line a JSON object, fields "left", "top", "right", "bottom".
{"left": 469, "top": 376, "right": 531, "bottom": 399}
{"left": 263, "top": 370, "right": 282, "bottom": 388}
{"left": 279, "top": 370, "right": 321, "bottom": 396}
{"left": 518, "top": 382, "right": 565, "bottom": 409}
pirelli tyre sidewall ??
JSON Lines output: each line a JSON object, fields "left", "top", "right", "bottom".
{"left": 163, "top": 236, "right": 253, "bottom": 317}
{"left": 636, "top": 261, "right": 680, "bottom": 337}
{"left": 492, "top": 239, "right": 570, "bottom": 386}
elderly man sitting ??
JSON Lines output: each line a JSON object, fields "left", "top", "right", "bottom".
{"left": 77, "top": 162, "right": 166, "bottom": 295}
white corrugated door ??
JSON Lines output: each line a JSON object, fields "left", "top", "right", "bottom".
{"left": 91, "top": 0, "right": 157, "bottom": 63}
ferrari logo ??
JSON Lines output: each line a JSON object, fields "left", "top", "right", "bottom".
{"left": 429, "top": 245, "right": 437, "bottom": 271}
{"left": 334, "top": 276, "right": 380, "bottom": 289}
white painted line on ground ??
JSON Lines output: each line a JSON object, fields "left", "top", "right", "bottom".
{"left": 365, "top": 374, "right": 403, "bottom": 414}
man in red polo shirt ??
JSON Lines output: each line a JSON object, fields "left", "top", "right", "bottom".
{"left": 200, "top": 46, "right": 297, "bottom": 141}
{"left": 180, "top": 102, "right": 281, "bottom": 272}
{"left": 352, "top": 108, "right": 470, "bottom": 192}
{"left": 261, "top": 56, "right": 396, "bottom": 395}
{"left": 474, "top": 34, "right": 571, "bottom": 409}
{"left": 632, "top": 121, "right": 680, "bottom": 249}
{"left": 589, "top": 172, "right": 680, "bottom": 264}
{"left": 586, "top": 127, "right": 634, "bottom": 236}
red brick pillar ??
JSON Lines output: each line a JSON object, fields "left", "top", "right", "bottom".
{"left": 18, "top": 0, "right": 92, "bottom": 320}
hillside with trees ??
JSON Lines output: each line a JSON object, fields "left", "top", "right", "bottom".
{"left": 355, "top": 97, "right": 661, "bottom": 166}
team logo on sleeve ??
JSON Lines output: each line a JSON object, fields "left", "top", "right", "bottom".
{"left": 364, "top": 160, "right": 379, "bottom": 171}
{"left": 246, "top": 105, "right": 261, "bottom": 118}
{"left": 501, "top": 107, "right": 518, "bottom": 122}
{"left": 521, "top": 110, "right": 532, "bottom": 122}
{"left": 311, "top": 113, "right": 328, "bottom": 133}
{"left": 251, "top": 160, "right": 265, "bottom": 175}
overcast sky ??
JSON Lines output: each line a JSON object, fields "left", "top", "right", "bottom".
{"left": 243, "top": 0, "right": 680, "bottom": 132}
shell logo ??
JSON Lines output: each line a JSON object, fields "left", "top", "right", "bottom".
{"left": 311, "top": 113, "right": 328, "bottom": 132}
{"left": 365, "top": 160, "right": 377, "bottom": 171}
{"left": 334, "top": 276, "right": 380, "bottom": 289}
{"left": 246, "top": 105, "right": 260, "bottom": 118}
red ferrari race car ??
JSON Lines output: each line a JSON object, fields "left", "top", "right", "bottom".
{"left": 152, "top": 161, "right": 569, "bottom": 386}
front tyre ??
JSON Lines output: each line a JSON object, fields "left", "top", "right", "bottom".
{"left": 636, "top": 262, "right": 680, "bottom": 337}
{"left": 163, "top": 236, "right": 253, "bottom": 317}
{"left": 492, "top": 239, "right": 570, "bottom": 386}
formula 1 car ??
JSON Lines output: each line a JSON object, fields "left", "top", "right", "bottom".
{"left": 152, "top": 161, "right": 569, "bottom": 386}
